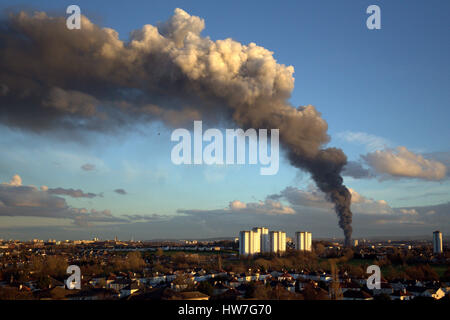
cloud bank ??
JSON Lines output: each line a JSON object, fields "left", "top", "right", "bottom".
{"left": 0, "top": 174, "right": 144, "bottom": 227}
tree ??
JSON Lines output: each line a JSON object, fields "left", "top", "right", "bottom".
{"left": 126, "top": 251, "right": 145, "bottom": 271}
{"left": 314, "top": 243, "right": 325, "bottom": 256}
{"left": 197, "top": 281, "right": 213, "bottom": 296}
{"left": 97, "top": 278, "right": 106, "bottom": 288}
{"left": 270, "top": 284, "right": 296, "bottom": 300}
{"left": 155, "top": 248, "right": 164, "bottom": 258}
{"left": 302, "top": 284, "right": 319, "bottom": 300}
{"left": 44, "top": 255, "right": 68, "bottom": 278}
{"left": 329, "top": 261, "right": 343, "bottom": 300}
{"left": 252, "top": 285, "right": 271, "bottom": 300}
{"left": 340, "top": 248, "right": 354, "bottom": 263}
{"left": 254, "top": 259, "right": 271, "bottom": 272}
{"left": 0, "top": 287, "right": 34, "bottom": 300}
{"left": 245, "top": 282, "right": 257, "bottom": 298}
{"left": 419, "top": 264, "right": 439, "bottom": 281}
{"left": 404, "top": 264, "right": 439, "bottom": 281}
{"left": 37, "top": 275, "right": 51, "bottom": 290}
{"left": 30, "top": 255, "right": 44, "bottom": 274}
{"left": 230, "top": 263, "right": 246, "bottom": 274}
{"left": 217, "top": 254, "right": 222, "bottom": 271}
{"left": 152, "top": 263, "right": 169, "bottom": 274}
{"left": 441, "top": 266, "right": 450, "bottom": 282}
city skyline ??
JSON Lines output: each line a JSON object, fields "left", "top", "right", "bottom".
{"left": 0, "top": 1, "right": 449, "bottom": 241}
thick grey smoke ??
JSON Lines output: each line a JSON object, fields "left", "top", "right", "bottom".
{"left": 0, "top": 9, "right": 352, "bottom": 244}
{"left": 287, "top": 149, "right": 352, "bottom": 246}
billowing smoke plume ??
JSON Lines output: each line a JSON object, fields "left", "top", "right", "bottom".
{"left": 0, "top": 9, "right": 352, "bottom": 244}
{"left": 289, "top": 150, "right": 352, "bottom": 246}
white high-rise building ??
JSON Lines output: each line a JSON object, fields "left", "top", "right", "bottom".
{"left": 269, "top": 231, "right": 286, "bottom": 253}
{"left": 239, "top": 231, "right": 252, "bottom": 255}
{"left": 295, "top": 231, "right": 312, "bottom": 252}
{"left": 269, "top": 231, "right": 279, "bottom": 253}
{"left": 433, "top": 231, "right": 443, "bottom": 254}
{"left": 252, "top": 227, "right": 261, "bottom": 253}
{"left": 239, "top": 227, "right": 285, "bottom": 255}
{"left": 279, "top": 232, "right": 286, "bottom": 252}
{"left": 306, "top": 232, "right": 312, "bottom": 251}
{"left": 260, "top": 227, "right": 270, "bottom": 253}
{"left": 295, "top": 232, "right": 304, "bottom": 251}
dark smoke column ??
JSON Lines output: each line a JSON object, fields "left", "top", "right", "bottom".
{"left": 237, "top": 104, "right": 354, "bottom": 247}
{"left": 288, "top": 148, "right": 353, "bottom": 247}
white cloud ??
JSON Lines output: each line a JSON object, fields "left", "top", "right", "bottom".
{"left": 179, "top": 197, "right": 295, "bottom": 217}
{"left": 362, "top": 146, "right": 447, "bottom": 180}
{"left": 1, "top": 174, "right": 22, "bottom": 186}
{"left": 228, "top": 199, "right": 294, "bottom": 215}
{"left": 229, "top": 200, "right": 247, "bottom": 210}
{"left": 348, "top": 188, "right": 393, "bottom": 214}
{"left": 399, "top": 208, "right": 419, "bottom": 215}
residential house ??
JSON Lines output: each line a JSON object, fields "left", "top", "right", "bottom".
{"left": 391, "top": 289, "right": 413, "bottom": 301}
{"left": 343, "top": 290, "right": 373, "bottom": 300}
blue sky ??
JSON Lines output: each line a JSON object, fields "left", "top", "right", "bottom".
{"left": 0, "top": 0, "right": 449, "bottom": 240}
